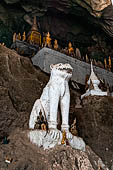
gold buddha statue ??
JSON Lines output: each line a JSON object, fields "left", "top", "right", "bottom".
{"left": 22, "top": 31, "right": 26, "bottom": 41}
{"left": 108, "top": 56, "right": 111, "bottom": 70}
{"left": 61, "top": 130, "right": 66, "bottom": 145}
{"left": 54, "top": 39, "right": 58, "bottom": 50}
{"left": 13, "top": 33, "right": 16, "bottom": 42}
{"left": 68, "top": 42, "right": 74, "bottom": 55}
{"left": 85, "top": 54, "right": 89, "bottom": 63}
{"left": 45, "top": 32, "right": 51, "bottom": 48}
{"left": 18, "top": 33, "right": 21, "bottom": 40}
{"left": 104, "top": 58, "right": 107, "bottom": 69}
{"left": 27, "top": 16, "right": 41, "bottom": 46}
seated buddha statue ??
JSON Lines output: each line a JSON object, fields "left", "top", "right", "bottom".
{"left": 68, "top": 42, "right": 74, "bottom": 55}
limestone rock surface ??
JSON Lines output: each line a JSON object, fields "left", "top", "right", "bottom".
{"left": 0, "top": 46, "right": 112, "bottom": 168}
{"left": 71, "top": 95, "right": 113, "bottom": 169}
{"left": 11, "top": 40, "right": 39, "bottom": 57}
{"left": 0, "top": 130, "right": 109, "bottom": 170}
{"left": 0, "top": 45, "right": 48, "bottom": 139}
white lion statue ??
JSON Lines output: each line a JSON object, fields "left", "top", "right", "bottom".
{"left": 28, "top": 63, "right": 85, "bottom": 151}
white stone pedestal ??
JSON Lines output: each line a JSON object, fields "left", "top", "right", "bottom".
{"left": 81, "top": 88, "right": 107, "bottom": 99}
{"left": 28, "top": 129, "right": 85, "bottom": 151}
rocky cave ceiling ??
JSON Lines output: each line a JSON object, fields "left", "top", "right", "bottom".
{"left": 0, "top": 0, "right": 113, "bottom": 48}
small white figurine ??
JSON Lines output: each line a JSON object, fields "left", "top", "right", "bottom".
{"left": 81, "top": 62, "right": 107, "bottom": 99}
{"left": 28, "top": 63, "right": 85, "bottom": 151}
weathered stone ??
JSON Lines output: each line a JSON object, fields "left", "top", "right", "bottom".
{"left": 0, "top": 130, "right": 109, "bottom": 170}
{"left": 0, "top": 45, "right": 112, "bottom": 168}
{"left": 4, "top": 0, "right": 20, "bottom": 4}
{"left": 0, "top": 45, "right": 48, "bottom": 139}
{"left": 11, "top": 40, "right": 39, "bottom": 57}
{"left": 111, "top": 164, "right": 113, "bottom": 170}
{"left": 73, "top": 96, "right": 113, "bottom": 168}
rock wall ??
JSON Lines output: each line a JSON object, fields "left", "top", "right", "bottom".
{"left": 0, "top": 130, "right": 109, "bottom": 170}
{"left": 0, "top": 45, "right": 48, "bottom": 139}
{"left": 72, "top": 96, "right": 113, "bottom": 169}
{"left": 32, "top": 47, "right": 113, "bottom": 87}
{"left": 0, "top": 45, "right": 113, "bottom": 168}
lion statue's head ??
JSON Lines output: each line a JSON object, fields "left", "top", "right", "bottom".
{"left": 50, "top": 63, "right": 73, "bottom": 80}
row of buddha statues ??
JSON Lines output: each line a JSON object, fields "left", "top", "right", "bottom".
{"left": 13, "top": 31, "right": 112, "bottom": 71}
{"left": 12, "top": 16, "right": 112, "bottom": 72}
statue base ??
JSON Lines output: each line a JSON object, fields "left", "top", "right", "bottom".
{"left": 28, "top": 129, "right": 85, "bottom": 151}
{"left": 81, "top": 89, "right": 107, "bottom": 99}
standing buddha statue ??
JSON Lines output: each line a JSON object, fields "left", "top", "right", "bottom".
{"left": 18, "top": 33, "right": 21, "bottom": 40}
{"left": 46, "top": 32, "right": 51, "bottom": 48}
{"left": 85, "top": 54, "right": 89, "bottom": 63}
{"left": 104, "top": 58, "right": 107, "bottom": 69}
{"left": 13, "top": 33, "right": 16, "bottom": 43}
{"left": 22, "top": 31, "right": 26, "bottom": 41}
{"left": 108, "top": 56, "right": 111, "bottom": 70}
{"left": 61, "top": 130, "right": 66, "bottom": 145}
{"left": 54, "top": 39, "right": 58, "bottom": 50}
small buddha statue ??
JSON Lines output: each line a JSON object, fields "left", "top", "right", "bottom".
{"left": 85, "top": 54, "right": 89, "bottom": 63}
{"left": 18, "top": 33, "right": 21, "bottom": 40}
{"left": 22, "top": 31, "right": 26, "bottom": 41}
{"left": 70, "top": 118, "right": 78, "bottom": 136}
{"left": 104, "top": 58, "right": 107, "bottom": 69}
{"left": 13, "top": 33, "right": 16, "bottom": 43}
{"left": 54, "top": 39, "right": 58, "bottom": 50}
{"left": 61, "top": 130, "right": 66, "bottom": 145}
{"left": 68, "top": 42, "right": 74, "bottom": 55}
{"left": 46, "top": 32, "right": 51, "bottom": 48}
{"left": 108, "top": 56, "right": 111, "bottom": 70}
{"left": 34, "top": 111, "right": 45, "bottom": 130}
